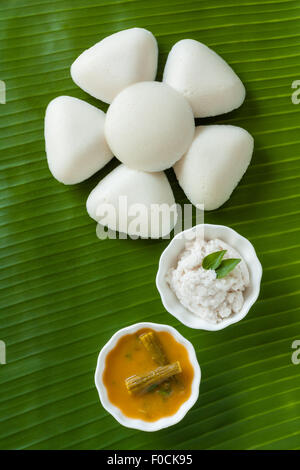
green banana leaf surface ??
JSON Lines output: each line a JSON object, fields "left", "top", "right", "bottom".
{"left": 1, "top": 0, "right": 300, "bottom": 450}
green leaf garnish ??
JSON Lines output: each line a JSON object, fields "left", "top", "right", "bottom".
{"left": 202, "top": 250, "right": 241, "bottom": 278}
{"left": 202, "top": 250, "right": 227, "bottom": 270}
{"left": 215, "top": 259, "right": 241, "bottom": 279}
{"left": 159, "top": 388, "right": 172, "bottom": 397}
{"left": 146, "top": 384, "right": 159, "bottom": 393}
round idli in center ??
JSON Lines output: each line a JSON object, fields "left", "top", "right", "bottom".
{"left": 105, "top": 81, "right": 195, "bottom": 172}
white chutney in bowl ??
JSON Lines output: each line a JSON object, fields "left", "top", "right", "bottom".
{"left": 156, "top": 224, "right": 262, "bottom": 331}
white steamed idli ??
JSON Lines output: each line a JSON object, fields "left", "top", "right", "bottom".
{"left": 105, "top": 81, "right": 195, "bottom": 172}
{"left": 163, "top": 39, "right": 245, "bottom": 118}
{"left": 86, "top": 164, "right": 177, "bottom": 238}
{"left": 71, "top": 28, "right": 158, "bottom": 103}
{"left": 174, "top": 125, "right": 254, "bottom": 210}
{"left": 44, "top": 96, "right": 113, "bottom": 185}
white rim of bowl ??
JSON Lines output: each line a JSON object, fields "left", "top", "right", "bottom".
{"left": 156, "top": 224, "right": 263, "bottom": 331}
{"left": 94, "top": 322, "right": 201, "bottom": 432}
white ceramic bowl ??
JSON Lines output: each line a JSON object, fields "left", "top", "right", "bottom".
{"left": 156, "top": 224, "right": 262, "bottom": 331}
{"left": 95, "top": 322, "right": 201, "bottom": 432}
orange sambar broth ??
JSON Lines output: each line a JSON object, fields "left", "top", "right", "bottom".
{"left": 103, "top": 328, "right": 194, "bottom": 422}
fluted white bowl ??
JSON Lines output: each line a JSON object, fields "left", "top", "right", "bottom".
{"left": 95, "top": 322, "right": 201, "bottom": 431}
{"left": 156, "top": 224, "right": 262, "bottom": 331}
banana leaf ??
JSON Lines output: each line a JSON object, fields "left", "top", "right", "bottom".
{"left": 0, "top": 0, "right": 300, "bottom": 450}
